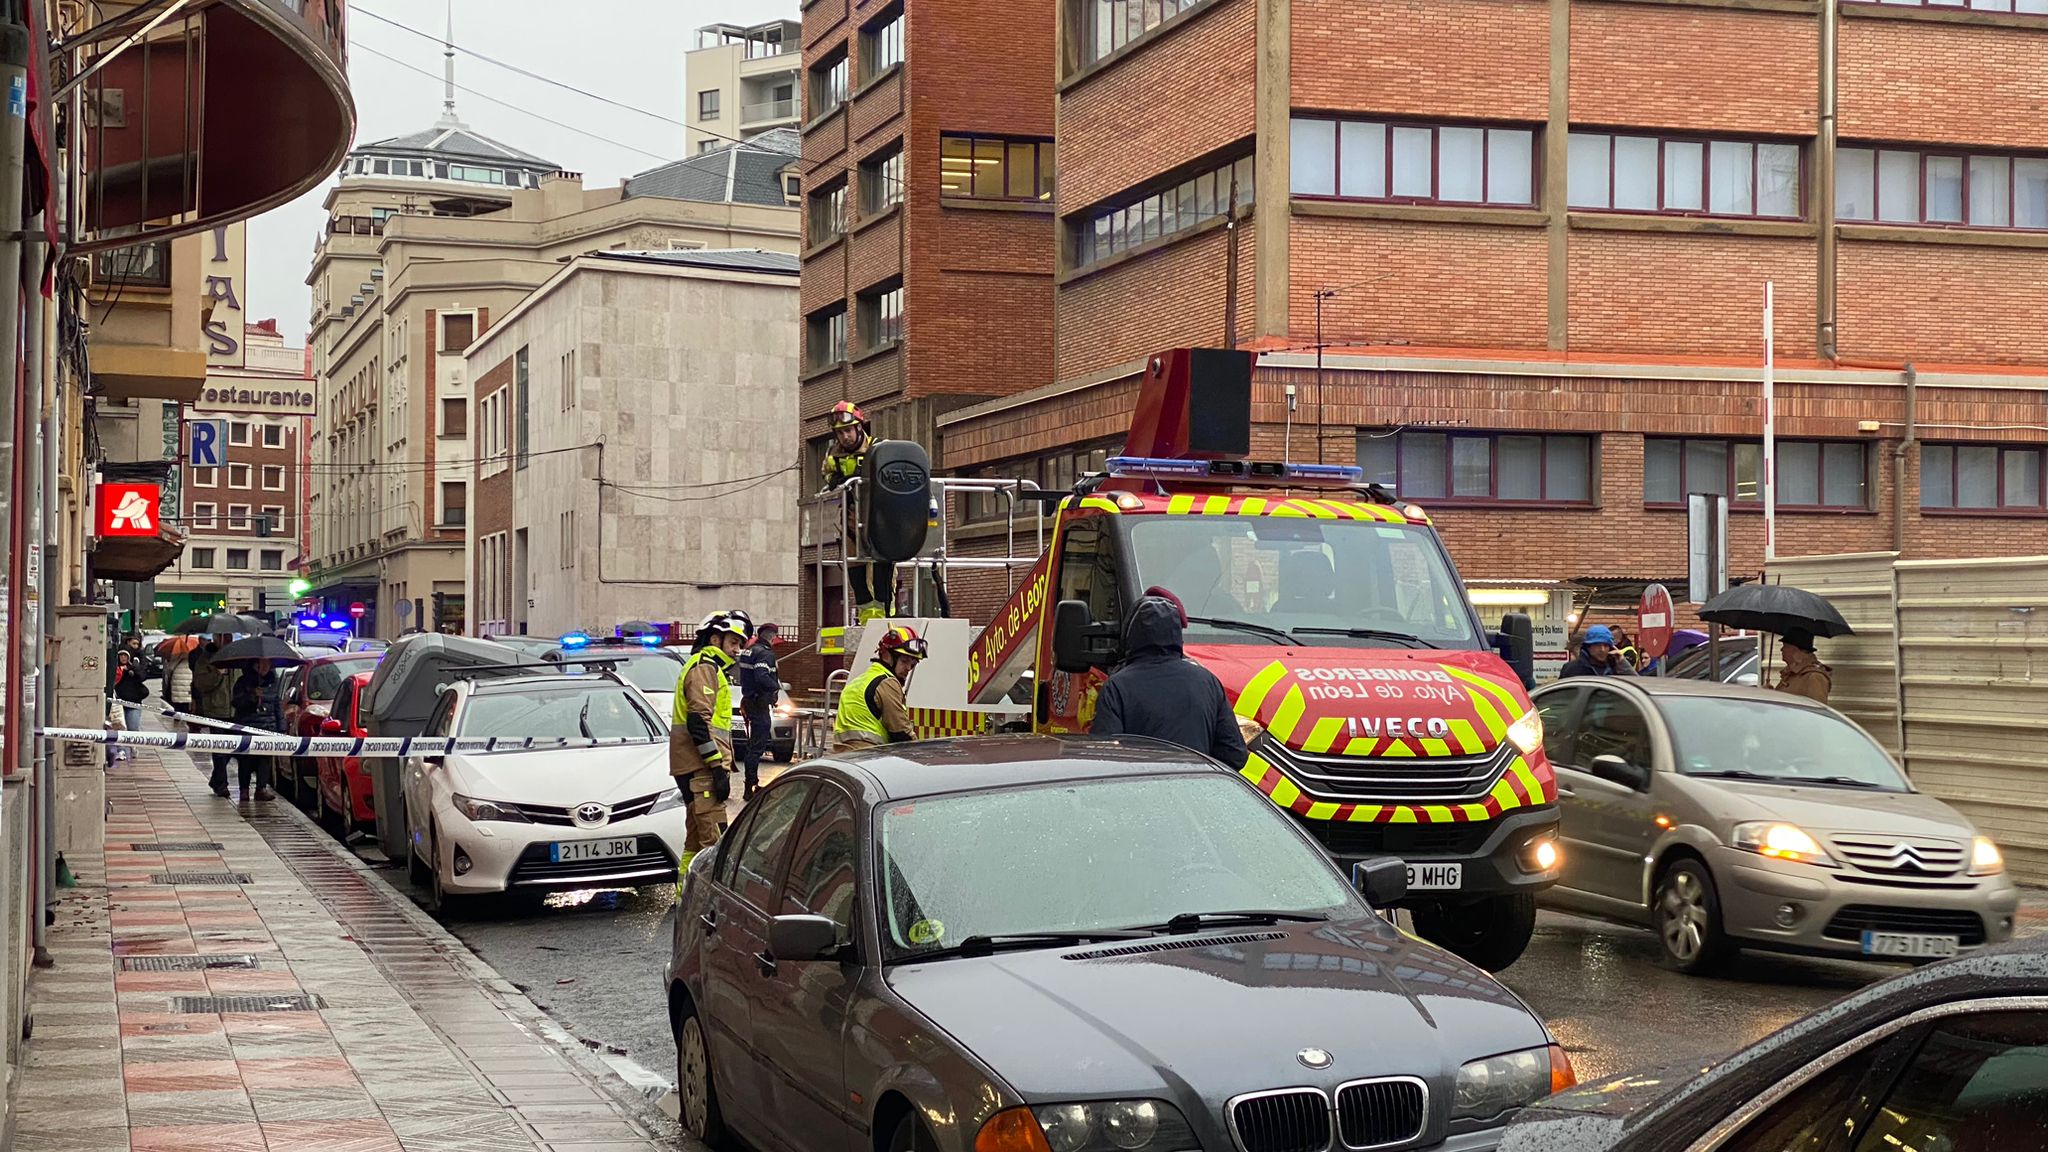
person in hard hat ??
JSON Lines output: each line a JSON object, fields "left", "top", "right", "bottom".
{"left": 832, "top": 625, "right": 926, "bottom": 751}
{"left": 1091, "top": 588, "right": 1248, "bottom": 770}
{"left": 1561, "top": 625, "right": 1635, "bottom": 678}
{"left": 670, "top": 612, "right": 747, "bottom": 867}
{"left": 1775, "top": 630, "right": 1832, "bottom": 703}
{"left": 819, "top": 400, "right": 895, "bottom": 622}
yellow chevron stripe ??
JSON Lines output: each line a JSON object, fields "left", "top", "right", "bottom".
{"left": 1460, "top": 803, "right": 1489, "bottom": 821}
{"left": 1167, "top": 495, "right": 1195, "bottom": 515}
{"left": 1235, "top": 661, "right": 1290, "bottom": 718}
{"left": 1422, "top": 805, "right": 1454, "bottom": 823}
{"left": 1445, "top": 665, "right": 1520, "bottom": 719}
{"left": 1341, "top": 736, "right": 1380, "bottom": 757}
{"left": 1390, "top": 806, "right": 1419, "bottom": 823}
{"left": 1347, "top": 804, "right": 1384, "bottom": 822}
{"left": 1271, "top": 777, "right": 1304, "bottom": 807}
{"left": 1290, "top": 499, "right": 1337, "bottom": 519}
{"left": 1269, "top": 502, "right": 1306, "bottom": 517}
{"left": 1380, "top": 740, "right": 1416, "bottom": 758}
{"left": 1304, "top": 801, "right": 1340, "bottom": 820}
{"left": 1465, "top": 688, "right": 1507, "bottom": 742}
{"left": 1509, "top": 758, "right": 1545, "bottom": 804}
{"left": 1202, "top": 495, "right": 1231, "bottom": 515}
{"left": 1240, "top": 755, "right": 1269, "bottom": 789}
{"left": 1490, "top": 777, "right": 1522, "bottom": 811}
{"left": 1304, "top": 499, "right": 1355, "bottom": 519}
{"left": 1447, "top": 719, "right": 1484, "bottom": 755}
{"left": 1238, "top": 497, "right": 1269, "bottom": 516}
{"left": 1079, "top": 497, "right": 1121, "bottom": 513}
{"left": 1269, "top": 686, "right": 1308, "bottom": 742}
{"left": 1418, "top": 737, "right": 1451, "bottom": 757}
{"left": 1304, "top": 717, "right": 1345, "bottom": 754}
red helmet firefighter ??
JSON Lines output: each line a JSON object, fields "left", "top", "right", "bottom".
{"left": 832, "top": 624, "right": 928, "bottom": 749}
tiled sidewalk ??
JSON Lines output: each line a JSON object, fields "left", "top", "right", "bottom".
{"left": 16, "top": 734, "right": 673, "bottom": 1152}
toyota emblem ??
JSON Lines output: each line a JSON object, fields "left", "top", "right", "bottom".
{"left": 1297, "top": 1047, "right": 1333, "bottom": 1070}
{"left": 574, "top": 803, "right": 609, "bottom": 827}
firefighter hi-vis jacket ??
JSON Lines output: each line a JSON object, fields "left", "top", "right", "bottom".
{"left": 669, "top": 646, "right": 735, "bottom": 778}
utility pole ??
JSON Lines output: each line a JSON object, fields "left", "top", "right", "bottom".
{"left": 1313, "top": 288, "right": 1332, "bottom": 464}
{"left": 1223, "top": 166, "right": 1239, "bottom": 350}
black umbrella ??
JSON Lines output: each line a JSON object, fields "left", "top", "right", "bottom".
{"left": 234, "top": 614, "right": 273, "bottom": 634}
{"left": 617, "top": 619, "right": 659, "bottom": 637}
{"left": 209, "top": 635, "right": 307, "bottom": 667}
{"left": 173, "top": 613, "right": 248, "bottom": 636}
{"left": 1699, "top": 584, "right": 1853, "bottom": 639}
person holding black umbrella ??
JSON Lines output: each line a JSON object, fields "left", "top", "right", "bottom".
{"left": 229, "top": 658, "right": 284, "bottom": 801}
{"left": 1775, "top": 630, "right": 1832, "bottom": 704}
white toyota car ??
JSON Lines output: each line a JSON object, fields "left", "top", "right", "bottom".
{"left": 401, "top": 671, "right": 682, "bottom": 910}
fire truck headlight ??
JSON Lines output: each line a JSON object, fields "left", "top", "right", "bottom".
{"left": 1505, "top": 709, "right": 1544, "bottom": 756}
{"left": 1235, "top": 714, "right": 1266, "bottom": 746}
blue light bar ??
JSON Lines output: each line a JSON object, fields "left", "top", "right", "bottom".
{"left": 636, "top": 634, "right": 661, "bottom": 647}
{"left": 328, "top": 619, "right": 349, "bottom": 630}
{"left": 1106, "top": 456, "right": 1366, "bottom": 488}
{"left": 1286, "top": 463, "right": 1365, "bottom": 483}
{"left": 1106, "top": 456, "right": 1209, "bottom": 478}
{"left": 297, "top": 616, "right": 318, "bottom": 627}
{"left": 560, "top": 631, "right": 591, "bottom": 648}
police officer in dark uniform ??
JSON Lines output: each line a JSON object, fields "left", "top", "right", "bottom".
{"left": 736, "top": 622, "right": 780, "bottom": 801}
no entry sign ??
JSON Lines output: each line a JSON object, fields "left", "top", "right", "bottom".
{"left": 1639, "top": 583, "right": 1675, "bottom": 660}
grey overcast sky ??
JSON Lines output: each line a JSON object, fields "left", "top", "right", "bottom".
{"left": 247, "top": 0, "right": 789, "bottom": 343}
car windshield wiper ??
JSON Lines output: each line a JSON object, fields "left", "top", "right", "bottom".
{"left": 1185, "top": 616, "right": 1300, "bottom": 646}
{"left": 576, "top": 698, "right": 594, "bottom": 739}
{"left": 1798, "top": 775, "right": 1891, "bottom": 789}
{"left": 1684, "top": 769, "right": 1778, "bottom": 781}
{"left": 891, "top": 930, "right": 1152, "bottom": 963}
{"left": 1134, "top": 910, "right": 1332, "bottom": 933}
{"left": 1292, "top": 627, "right": 1441, "bottom": 649}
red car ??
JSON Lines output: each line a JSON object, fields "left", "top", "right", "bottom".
{"left": 280, "top": 650, "right": 383, "bottom": 804}
{"left": 315, "top": 670, "right": 378, "bottom": 838}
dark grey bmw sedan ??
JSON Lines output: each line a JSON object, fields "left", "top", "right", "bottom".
{"left": 665, "top": 734, "right": 1572, "bottom": 1152}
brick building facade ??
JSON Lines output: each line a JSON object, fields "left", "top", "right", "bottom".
{"left": 932, "top": 0, "right": 2048, "bottom": 625}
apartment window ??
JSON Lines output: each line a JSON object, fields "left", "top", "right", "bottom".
{"left": 1849, "top": 0, "right": 2048, "bottom": 9}
{"left": 191, "top": 547, "right": 216, "bottom": 569}
{"left": 809, "top": 179, "right": 848, "bottom": 245}
{"left": 810, "top": 51, "right": 848, "bottom": 117}
{"left": 227, "top": 503, "right": 250, "bottom": 529}
{"left": 561, "top": 348, "right": 577, "bottom": 411}
{"left": 783, "top": 173, "right": 801, "bottom": 205}
{"left": 939, "top": 135, "right": 1054, "bottom": 201}
{"left": 1838, "top": 146, "right": 2048, "bottom": 230}
{"left": 699, "top": 140, "right": 721, "bottom": 155}
{"left": 807, "top": 305, "right": 849, "bottom": 369}
{"left": 1358, "top": 431, "right": 1593, "bottom": 503}
{"left": 1644, "top": 438, "right": 1868, "bottom": 509}
{"left": 515, "top": 347, "right": 530, "bottom": 470}
{"left": 259, "top": 549, "right": 284, "bottom": 572}
{"left": 560, "top": 510, "right": 575, "bottom": 568}
{"left": 229, "top": 421, "right": 251, "bottom": 446}
{"left": 441, "top": 397, "right": 468, "bottom": 438}
{"left": 1075, "top": 154, "right": 1253, "bottom": 268}
{"left": 1569, "top": 133, "right": 1802, "bottom": 219}
{"left": 192, "top": 466, "right": 216, "bottom": 488}
{"left": 229, "top": 463, "right": 252, "bottom": 489}
{"left": 859, "top": 283, "right": 904, "bottom": 349}
{"left": 1291, "top": 119, "right": 1535, "bottom": 207}
{"left": 1077, "top": 0, "right": 1202, "bottom": 65}
{"left": 861, "top": 147, "right": 904, "bottom": 214}
{"left": 861, "top": 8, "right": 904, "bottom": 80}
{"left": 261, "top": 465, "right": 284, "bottom": 490}
{"left": 1922, "top": 445, "right": 2047, "bottom": 512}
{"left": 697, "top": 89, "right": 721, "bottom": 120}
{"left": 442, "top": 312, "right": 475, "bottom": 352}
{"left": 192, "top": 502, "right": 217, "bottom": 529}
{"left": 226, "top": 548, "right": 250, "bottom": 571}
{"left": 261, "top": 424, "right": 284, "bottom": 448}
{"left": 261, "top": 505, "right": 285, "bottom": 532}
{"left": 441, "top": 482, "right": 467, "bottom": 527}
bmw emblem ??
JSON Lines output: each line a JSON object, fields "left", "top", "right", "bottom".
{"left": 1297, "top": 1047, "right": 1334, "bottom": 1070}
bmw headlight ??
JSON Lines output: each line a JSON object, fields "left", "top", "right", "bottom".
{"left": 988, "top": 1100, "right": 1194, "bottom": 1152}
{"left": 1452, "top": 1045, "right": 1570, "bottom": 1123}
{"left": 1504, "top": 708, "right": 1544, "bottom": 756}
{"left": 450, "top": 794, "right": 531, "bottom": 823}
{"left": 648, "top": 787, "right": 685, "bottom": 815}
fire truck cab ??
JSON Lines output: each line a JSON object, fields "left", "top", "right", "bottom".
{"left": 838, "top": 348, "right": 1562, "bottom": 970}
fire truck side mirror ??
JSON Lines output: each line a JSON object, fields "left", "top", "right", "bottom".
{"left": 1052, "top": 599, "right": 1115, "bottom": 674}
{"left": 862, "top": 440, "right": 932, "bottom": 563}
{"left": 1495, "top": 613, "right": 1536, "bottom": 689}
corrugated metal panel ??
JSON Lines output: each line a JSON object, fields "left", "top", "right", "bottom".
{"left": 1764, "top": 552, "right": 1902, "bottom": 755}
{"left": 1895, "top": 556, "right": 2048, "bottom": 885}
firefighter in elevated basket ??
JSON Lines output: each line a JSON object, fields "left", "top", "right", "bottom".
{"left": 832, "top": 625, "right": 927, "bottom": 751}
{"left": 670, "top": 612, "right": 748, "bottom": 866}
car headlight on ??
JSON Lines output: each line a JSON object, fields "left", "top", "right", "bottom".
{"left": 975, "top": 1101, "right": 1195, "bottom": 1152}
{"left": 1970, "top": 835, "right": 2005, "bottom": 876}
{"left": 1451, "top": 1045, "right": 1573, "bottom": 1124}
{"left": 1236, "top": 714, "right": 1265, "bottom": 746}
{"left": 1730, "top": 821, "right": 1836, "bottom": 867}
{"left": 648, "top": 787, "right": 685, "bottom": 815}
{"left": 450, "top": 794, "right": 531, "bottom": 823}
{"left": 1504, "top": 708, "right": 1544, "bottom": 756}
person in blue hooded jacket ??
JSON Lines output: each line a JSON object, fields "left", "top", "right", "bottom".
{"left": 1091, "top": 588, "right": 1248, "bottom": 770}
{"left": 1561, "top": 624, "right": 1635, "bottom": 678}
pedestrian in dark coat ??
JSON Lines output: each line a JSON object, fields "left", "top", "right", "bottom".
{"left": 229, "top": 658, "right": 282, "bottom": 802}
{"left": 1091, "top": 589, "right": 1248, "bottom": 770}
{"left": 1560, "top": 625, "right": 1635, "bottom": 679}
{"left": 736, "top": 622, "right": 781, "bottom": 801}
{"left": 191, "top": 639, "right": 237, "bottom": 797}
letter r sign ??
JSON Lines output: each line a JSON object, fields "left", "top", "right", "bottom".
{"left": 188, "top": 419, "right": 227, "bottom": 468}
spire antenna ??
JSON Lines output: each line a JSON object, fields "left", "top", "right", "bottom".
{"left": 436, "top": 0, "right": 464, "bottom": 128}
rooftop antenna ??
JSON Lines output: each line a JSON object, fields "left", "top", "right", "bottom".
{"left": 436, "top": 0, "right": 465, "bottom": 129}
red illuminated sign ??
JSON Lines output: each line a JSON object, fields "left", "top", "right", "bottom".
{"left": 95, "top": 483, "right": 162, "bottom": 538}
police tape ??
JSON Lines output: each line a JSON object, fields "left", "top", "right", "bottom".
{"left": 36, "top": 710, "right": 666, "bottom": 758}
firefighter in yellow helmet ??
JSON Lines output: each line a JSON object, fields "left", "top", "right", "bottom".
{"left": 832, "top": 625, "right": 928, "bottom": 751}
{"left": 820, "top": 400, "right": 895, "bottom": 623}
{"left": 670, "top": 611, "right": 748, "bottom": 866}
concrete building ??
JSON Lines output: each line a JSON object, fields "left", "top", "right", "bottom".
{"left": 153, "top": 322, "right": 314, "bottom": 624}
{"left": 464, "top": 250, "right": 801, "bottom": 639}
{"left": 934, "top": 0, "right": 2048, "bottom": 623}
{"left": 685, "top": 20, "right": 802, "bottom": 155}
{"left": 306, "top": 84, "right": 800, "bottom": 637}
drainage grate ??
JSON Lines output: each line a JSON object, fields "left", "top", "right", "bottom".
{"left": 130, "top": 842, "right": 225, "bottom": 852}
{"left": 149, "top": 873, "right": 252, "bottom": 886}
{"left": 120, "top": 954, "right": 261, "bottom": 972}
{"left": 170, "top": 993, "right": 326, "bottom": 1014}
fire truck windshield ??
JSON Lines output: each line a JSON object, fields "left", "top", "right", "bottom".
{"left": 1126, "top": 517, "right": 1480, "bottom": 649}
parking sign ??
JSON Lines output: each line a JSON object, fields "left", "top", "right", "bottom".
{"left": 187, "top": 418, "right": 227, "bottom": 468}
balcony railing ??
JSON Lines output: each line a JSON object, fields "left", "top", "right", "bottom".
{"left": 742, "top": 98, "right": 799, "bottom": 124}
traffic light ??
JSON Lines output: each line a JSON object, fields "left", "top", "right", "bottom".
{"left": 255, "top": 592, "right": 267, "bottom": 612}
{"left": 432, "top": 591, "right": 447, "bottom": 629}
{"left": 288, "top": 578, "right": 311, "bottom": 598}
